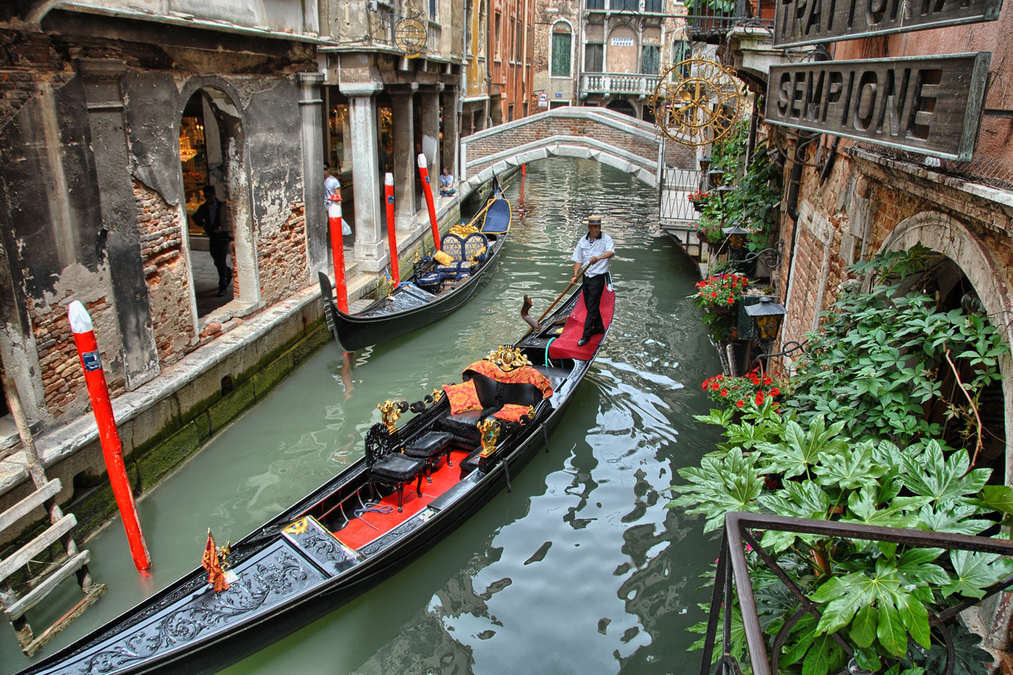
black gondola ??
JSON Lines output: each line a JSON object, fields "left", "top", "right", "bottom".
{"left": 17, "top": 282, "right": 616, "bottom": 675}
{"left": 320, "top": 178, "right": 511, "bottom": 352}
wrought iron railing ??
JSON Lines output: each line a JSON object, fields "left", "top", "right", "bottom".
{"left": 702, "top": 512, "right": 1013, "bottom": 675}
{"left": 682, "top": 0, "right": 776, "bottom": 38}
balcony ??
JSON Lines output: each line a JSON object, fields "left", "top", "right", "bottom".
{"left": 683, "top": 0, "right": 776, "bottom": 42}
{"left": 582, "top": 73, "right": 659, "bottom": 98}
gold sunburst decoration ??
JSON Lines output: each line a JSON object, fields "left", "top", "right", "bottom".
{"left": 395, "top": 17, "right": 427, "bottom": 58}
{"left": 650, "top": 58, "right": 743, "bottom": 147}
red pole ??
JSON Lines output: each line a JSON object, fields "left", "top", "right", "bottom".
{"left": 384, "top": 172, "right": 400, "bottom": 286}
{"left": 328, "top": 195, "right": 348, "bottom": 313}
{"left": 418, "top": 153, "right": 441, "bottom": 251}
{"left": 67, "top": 301, "right": 151, "bottom": 572}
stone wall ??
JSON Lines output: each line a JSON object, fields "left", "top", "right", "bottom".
{"left": 134, "top": 180, "right": 195, "bottom": 367}
{"left": 256, "top": 202, "right": 309, "bottom": 305}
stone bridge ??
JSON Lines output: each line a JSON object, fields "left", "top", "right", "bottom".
{"left": 459, "top": 107, "right": 695, "bottom": 198}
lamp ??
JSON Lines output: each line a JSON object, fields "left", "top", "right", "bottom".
{"left": 707, "top": 169, "right": 725, "bottom": 188}
{"left": 722, "top": 224, "right": 750, "bottom": 251}
{"left": 745, "top": 296, "right": 787, "bottom": 341}
{"left": 699, "top": 156, "right": 711, "bottom": 172}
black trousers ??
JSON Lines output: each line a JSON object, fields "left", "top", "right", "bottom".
{"left": 209, "top": 235, "right": 232, "bottom": 289}
{"left": 580, "top": 273, "right": 608, "bottom": 340}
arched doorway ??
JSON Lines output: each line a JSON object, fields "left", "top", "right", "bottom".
{"left": 880, "top": 211, "right": 1013, "bottom": 482}
{"left": 606, "top": 98, "right": 637, "bottom": 117}
{"left": 178, "top": 85, "right": 250, "bottom": 320}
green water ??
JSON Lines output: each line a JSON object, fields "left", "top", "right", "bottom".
{"left": 1, "top": 157, "right": 724, "bottom": 674}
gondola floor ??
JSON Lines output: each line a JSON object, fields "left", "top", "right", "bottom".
{"left": 336, "top": 450, "right": 472, "bottom": 549}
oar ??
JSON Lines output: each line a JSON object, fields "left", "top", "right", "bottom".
{"left": 521, "top": 262, "right": 591, "bottom": 328}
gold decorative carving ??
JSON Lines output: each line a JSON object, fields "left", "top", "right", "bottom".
{"left": 477, "top": 418, "right": 501, "bottom": 457}
{"left": 650, "top": 59, "right": 742, "bottom": 147}
{"left": 284, "top": 518, "right": 309, "bottom": 535}
{"left": 484, "top": 346, "right": 531, "bottom": 372}
{"left": 378, "top": 400, "right": 405, "bottom": 434}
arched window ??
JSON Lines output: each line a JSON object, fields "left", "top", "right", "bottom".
{"left": 550, "top": 22, "right": 572, "bottom": 77}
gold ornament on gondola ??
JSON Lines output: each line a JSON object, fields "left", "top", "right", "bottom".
{"left": 395, "top": 17, "right": 427, "bottom": 58}
{"left": 477, "top": 418, "right": 501, "bottom": 457}
{"left": 431, "top": 388, "right": 445, "bottom": 403}
{"left": 484, "top": 346, "right": 531, "bottom": 372}
{"left": 649, "top": 58, "right": 743, "bottom": 147}
{"left": 378, "top": 399, "right": 406, "bottom": 434}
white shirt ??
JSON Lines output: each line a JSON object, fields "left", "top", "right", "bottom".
{"left": 571, "top": 231, "right": 614, "bottom": 277}
{"left": 324, "top": 174, "right": 340, "bottom": 207}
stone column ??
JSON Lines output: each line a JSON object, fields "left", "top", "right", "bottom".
{"left": 77, "top": 58, "right": 159, "bottom": 391}
{"left": 390, "top": 84, "right": 417, "bottom": 234}
{"left": 441, "top": 86, "right": 459, "bottom": 178}
{"left": 298, "top": 72, "right": 328, "bottom": 275}
{"left": 419, "top": 87, "right": 441, "bottom": 184}
{"left": 339, "top": 82, "right": 386, "bottom": 272}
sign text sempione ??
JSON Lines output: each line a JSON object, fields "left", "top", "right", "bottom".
{"left": 764, "top": 53, "right": 990, "bottom": 161}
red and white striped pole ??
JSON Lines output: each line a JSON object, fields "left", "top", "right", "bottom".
{"left": 384, "top": 172, "right": 400, "bottom": 286}
{"left": 328, "top": 195, "right": 349, "bottom": 313}
{"left": 417, "top": 153, "right": 441, "bottom": 251}
{"left": 68, "top": 301, "right": 151, "bottom": 572}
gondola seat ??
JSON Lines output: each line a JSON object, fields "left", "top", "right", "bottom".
{"left": 403, "top": 431, "right": 455, "bottom": 482}
{"left": 364, "top": 423, "right": 425, "bottom": 512}
{"left": 416, "top": 272, "right": 444, "bottom": 294}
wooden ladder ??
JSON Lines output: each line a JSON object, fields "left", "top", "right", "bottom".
{"left": 0, "top": 378, "right": 105, "bottom": 656}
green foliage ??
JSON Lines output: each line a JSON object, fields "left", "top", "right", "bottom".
{"left": 786, "top": 248, "right": 1007, "bottom": 451}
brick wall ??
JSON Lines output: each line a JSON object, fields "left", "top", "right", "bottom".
{"left": 256, "top": 202, "right": 308, "bottom": 305}
{"left": 134, "top": 180, "right": 195, "bottom": 367}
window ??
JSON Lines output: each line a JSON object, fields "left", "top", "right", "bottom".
{"left": 509, "top": 18, "right": 516, "bottom": 61}
{"left": 609, "top": 0, "right": 637, "bottom": 10}
{"left": 430, "top": 0, "right": 437, "bottom": 21}
{"left": 514, "top": 17, "right": 522, "bottom": 61}
{"left": 586, "top": 0, "right": 605, "bottom": 8}
{"left": 644, "top": 0, "right": 663, "bottom": 11}
{"left": 641, "top": 45, "right": 660, "bottom": 74}
{"left": 550, "top": 25, "right": 571, "bottom": 77}
{"left": 584, "top": 43, "right": 603, "bottom": 72}
{"left": 673, "top": 40, "right": 691, "bottom": 76}
{"left": 494, "top": 12, "right": 501, "bottom": 58}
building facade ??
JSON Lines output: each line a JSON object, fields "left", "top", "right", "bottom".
{"left": 487, "top": 0, "right": 535, "bottom": 125}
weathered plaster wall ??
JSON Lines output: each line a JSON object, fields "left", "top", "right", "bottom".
{"left": 256, "top": 203, "right": 309, "bottom": 303}
{"left": 134, "top": 180, "right": 195, "bottom": 366}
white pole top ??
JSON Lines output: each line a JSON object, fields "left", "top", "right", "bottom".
{"left": 328, "top": 200, "right": 343, "bottom": 219}
{"left": 417, "top": 153, "right": 427, "bottom": 169}
{"left": 385, "top": 172, "right": 394, "bottom": 186}
{"left": 68, "top": 300, "right": 93, "bottom": 334}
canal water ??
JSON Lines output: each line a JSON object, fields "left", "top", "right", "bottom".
{"left": 1, "top": 157, "right": 724, "bottom": 675}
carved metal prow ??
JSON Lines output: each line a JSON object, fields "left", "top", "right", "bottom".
{"left": 521, "top": 295, "right": 539, "bottom": 329}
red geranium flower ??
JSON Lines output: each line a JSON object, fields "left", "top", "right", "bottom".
{"left": 720, "top": 389, "right": 728, "bottom": 397}
{"left": 736, "top": 400, "right": 744, "bottom": 408}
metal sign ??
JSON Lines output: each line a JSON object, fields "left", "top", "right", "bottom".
{"left": 764, "top": 53, "right": 990, "bottom": 161}
{"left": 774, "top": 0, "right": 1003, "bottom": 47}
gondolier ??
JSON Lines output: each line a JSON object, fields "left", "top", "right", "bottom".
{"left": 570, "top": 215, "right": 614, "bottom": 347}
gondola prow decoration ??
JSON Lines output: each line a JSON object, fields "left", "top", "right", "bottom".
{"left": 477, "top": 418, "right": 501, "bottom": 458}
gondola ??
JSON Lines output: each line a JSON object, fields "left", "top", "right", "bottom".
{"left": 17, "top": 281, "right": 616, "bottom": 675}
{"left": 319, "top": 178, "right": 511, "bottom": 352}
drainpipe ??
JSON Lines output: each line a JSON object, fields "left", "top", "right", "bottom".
{"left": 521, "top": 0, "right": 530, "bottom": 111}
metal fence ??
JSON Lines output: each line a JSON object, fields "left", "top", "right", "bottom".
{"left": 702, "top": 512, "right": 1013, "bottom": 675}
{"left": 660, "top": 167, "right": 704, "bottom": 223}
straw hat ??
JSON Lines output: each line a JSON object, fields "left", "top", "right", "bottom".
{"left": 583, "top": 214, "right": 603, "bottom": 226}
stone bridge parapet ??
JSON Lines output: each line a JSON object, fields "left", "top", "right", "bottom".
{"left": 460, "top": 107, "right": 695, "bottom": 198}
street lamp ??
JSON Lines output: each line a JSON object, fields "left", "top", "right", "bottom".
{"left": 721, "top": 224, "right": 750, "bottom": 254}
{"left": 745, "top": 296, "right": 787, "bottom": 341}
{"left": 707, "top": 169, "right": 725, "bottom": 189}
{"left": 699, "top": 156, "right": 711, "bottom": 172}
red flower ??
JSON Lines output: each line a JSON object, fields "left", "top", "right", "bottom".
{"left": 711, "top": 382, "right": 720, "bottom": 390}
{"left": 736, "top": 400, "right": 744, "bottom": 408}
{"left": 727, "top": 297, "right": 734, "bottom": 304}
{"left": 720, "top": 389, "right": 728, "bottom": 397}
{"left": 763, "top": 376, "right": 772, "bottom": 385}
{"left": 711, "top": 292, "right": 718, "bottom": 297}
{"left": 755, "top": 393, "right": 764, "bottom": 405}
{"left": 770, "top": 387, "right": 780, "bottom": 396}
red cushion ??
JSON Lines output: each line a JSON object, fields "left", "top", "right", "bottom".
{"left": 442, "top": 380, "right": 482, "bottom": 414}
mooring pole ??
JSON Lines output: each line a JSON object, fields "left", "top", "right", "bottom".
{"left": 328, "top": 195, "right": 349, "bottom": 313}
{"left": 384, "top": 172, "right": 400, "bottom": 286}
{"left": 418, "top": 153, "right": 441, "bottom": 250}
{"left": 68, "top": 301, "right": 151, "bottom": 572}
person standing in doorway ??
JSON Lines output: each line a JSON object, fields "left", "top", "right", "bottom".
{"left": 325, "top": 162, "right": 350, "bottom": 236}
{"left": 192, "top": 185, "right": 233, "bottom": 297}
{"left": 569, "top": 214, "right": 614, "bottom": 346}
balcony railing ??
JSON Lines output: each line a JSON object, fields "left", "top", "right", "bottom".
{"left": 682, "top": 0, "right": 776, "bottom": 38}
{"left": 582, "top": 73, "right": 660, "bottom": 97}
{"left": 703, "top": 512, "right": 1013, "bottom": 675}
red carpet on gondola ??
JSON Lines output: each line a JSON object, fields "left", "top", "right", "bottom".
{"left": 335, "top": 450, "right": 470, "bottom": 550}
{"left": 547, "top": 286, "right": 615, "bottom": 361}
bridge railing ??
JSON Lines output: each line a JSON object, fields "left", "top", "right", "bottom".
{"left": 582, "top": 73, "right": 660, "bottom": 98}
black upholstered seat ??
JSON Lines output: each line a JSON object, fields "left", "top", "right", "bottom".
{"left": 364, "top": 423, "right": 425, "bottom": 512}
{"left": 403, "top": 431, "right": 454, "bottom": 482}
{"left": 467, "top": 372, "right": 543, "bottom": 417}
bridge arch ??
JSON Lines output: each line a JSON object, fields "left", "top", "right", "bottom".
{"left": 459, "top": 107, "right": 695, "bottom": 198}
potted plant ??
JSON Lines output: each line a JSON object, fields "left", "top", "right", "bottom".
{"left": 688, "top": 190, "right": 709, "bottom": 212}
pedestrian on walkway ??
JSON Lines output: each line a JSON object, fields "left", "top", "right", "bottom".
{"left": 570, "top": 214, "right": 614, "bottom": 346}
{"left": 439, "top": 166, "right": 457, "bottom": 197}
{"left": 325, "top": 162, "right": 350, "bottom": 236}
{"left": 192, "top": 185, "right": 233, "bottom": 297}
